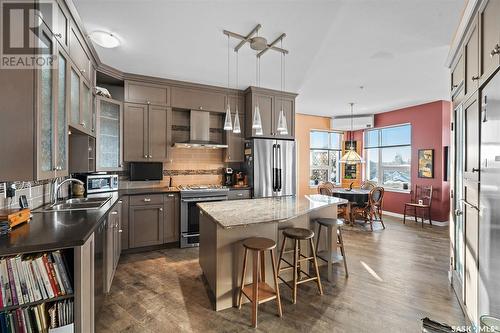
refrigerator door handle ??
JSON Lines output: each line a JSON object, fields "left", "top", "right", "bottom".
{"left": 272, "top": 143, "right": 277, "bottom": 192}
{"left": 277, "top": 144, "right": 282, "bottom": 192}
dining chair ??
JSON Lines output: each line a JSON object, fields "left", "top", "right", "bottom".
{"left": 403, "top": 185, "right": 433, "bottom": 228}
{"left": 361, "top": 180, "right": 377, "bottom": 190}
{"left": 317, "top": 183, "right": 348, "bottom": 221}
{"left": 351, "top": 186, "right": 385, "bottom": 231}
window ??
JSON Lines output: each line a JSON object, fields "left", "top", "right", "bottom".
{"left": 310, "top": 131, "right": 342, "bottom": 186}
{"left": 364, "top": 124, "right": 411, "bottom": 190}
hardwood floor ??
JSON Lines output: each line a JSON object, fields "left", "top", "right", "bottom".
{"left": 96, "top": 216, "right": 465, "bottom": 332}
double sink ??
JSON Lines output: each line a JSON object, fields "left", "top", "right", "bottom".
{"left": 35, "top": 196, "right": 112, "bottom": 212}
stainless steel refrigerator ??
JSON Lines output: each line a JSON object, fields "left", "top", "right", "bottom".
{"left": 479, "top": 72, "right": 500, "bottom": 319}
{"left": 244, "top": 138, "right": 296, "bottom": 198}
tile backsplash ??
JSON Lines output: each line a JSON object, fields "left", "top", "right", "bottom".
{"left": 0, "top": 179, "right": 69, "bottom": 210}
{"left": 164, "top": 148, "right": 225, "bottom": 185}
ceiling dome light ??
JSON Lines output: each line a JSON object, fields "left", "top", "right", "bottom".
{"left": 89, "top": 31, "right": 120, "bottom": 48}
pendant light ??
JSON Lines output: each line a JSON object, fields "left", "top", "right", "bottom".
{"left": 232, "top": 50, "right": 241, "bottom": 134}
{"left": 277, "top": 41, "right": 288, "bottom": 135}
{"left": 340, "top": 103, "right": 364, "bottom": 164}
{"left": 223, "top": 35, "right": 233, "bottom": 131}
{"left": 252, "top": 51, "right": 263, "bottom": 133}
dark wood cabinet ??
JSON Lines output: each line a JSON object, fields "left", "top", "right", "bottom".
{"left": 171, "top": 86, "right": 226, "bottom": 113}
{"left": 123, "top": 103, "right": 171, "bottom": 161}
{"left": 129, "top": 204, "right": 165, "bottom": 248}
{"left": 465, "top": 19, "right": 479, "bottom": 96}
{"left": 125, "top": 80, "right": 170, "bottom": 106}
{"left": 244, "top": 87, "right": 297, "bottom": 139}
{"left": 479, "top": 0, "right": 500, "bottom": 80}
{"left": 163, "top": 194, "right": 179, "bottom": 243}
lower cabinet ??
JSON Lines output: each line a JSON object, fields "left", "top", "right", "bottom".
{"left": 128, "top": 193, "right": 180, "bottom": 248}
{"left": 105, "top": 200, "right": 122, "bottom": 293}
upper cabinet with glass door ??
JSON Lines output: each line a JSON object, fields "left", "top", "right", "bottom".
{"left": 96, "top": 97, "right": 123, "bottom": 171}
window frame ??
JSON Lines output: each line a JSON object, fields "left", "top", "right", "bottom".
{"left": 364, "top": 123, "right": 412, "bottom": 192}
{"left": 309, "top": 130, "right": 343, "bottom": 187}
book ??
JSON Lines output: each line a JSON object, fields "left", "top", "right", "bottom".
{"left": 21, "top": 259, "right": 35, "bottom": 303}
{"left": 1, "top": 259, "right": 12, "bottom": 307}
{"left": 49, "top": 254, "right": 65, "bottom": 296}
{"left": 14, "top": 256, "right": 30, "bottom": 303}
{"left": 10, "top": 257, "right": 23, "bottom": 305}
{"left": 52, "top": 252, "right": 73, "bottom": 295}
{"left": 31, "top": 258, "right": 48, "bottom": 300}
{"left": 6, "top": 258, "right": 18, "bottom": 306}
{"left": 35, "top": 256, "right": 55, "bottom": 299}
{"left": 26, "top": 259, "right": 42, "bottom": 302}
{"left": 42, "top": 254, "right": 60, "bottom": 297}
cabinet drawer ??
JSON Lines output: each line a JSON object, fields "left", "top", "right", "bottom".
{"left": 171, "top": 87, "right": 225, "bottom": 113}
{"left": 125, "top": 81, "right": 170, "bottom": 105}
{"left": 69, "top": 25, "right": 90, "bottom": 81}
{"left": 228, "top": 189, "right": 251, "bottom": 200}
{"left": 129, "top": 194, "right": 164, "bottom": 206}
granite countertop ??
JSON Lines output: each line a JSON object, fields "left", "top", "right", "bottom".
{"left": 197, "top": 194, "right": 348, "bottom": 229}
{"left": 0, "top": 187, "right": 180, "bottom": 256}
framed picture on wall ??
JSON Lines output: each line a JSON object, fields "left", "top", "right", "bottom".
{"left": 418, "top": 149, "right": 434, "bottom": 178}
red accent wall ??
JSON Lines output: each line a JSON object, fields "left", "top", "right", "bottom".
{"left": 354, "top": 100, "right": 452, "bottom": 222}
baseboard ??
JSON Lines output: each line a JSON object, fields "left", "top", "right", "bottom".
{"left": 382, "top": 210, "right": 449, "bottom": 227}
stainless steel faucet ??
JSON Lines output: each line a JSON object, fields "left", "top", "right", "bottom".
{"left": 52, "top": 178, "right": 84, "bottom": 205}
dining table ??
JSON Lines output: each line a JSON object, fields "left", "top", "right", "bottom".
{"left": 331, "top": 188, "right": 371, "bottom": 223}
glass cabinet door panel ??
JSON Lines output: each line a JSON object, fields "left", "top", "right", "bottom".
{"left": 57, "top": 53, "right": 67, "bottom": 170}
{"left": 70, "top": 69, "right": 80, "bottom": 125}
{"left": 82, "top": 81, "right": 91, "bottom": 130}
{"left": 40, "top": 60, "right": 54, "bottom": 173}
{"left": 98, "top": 99, "right": 121, "bottom": 169}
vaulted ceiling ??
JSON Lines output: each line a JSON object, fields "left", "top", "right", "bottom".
{"left": 74, "top": 0, "right": 464, "bottom": 117}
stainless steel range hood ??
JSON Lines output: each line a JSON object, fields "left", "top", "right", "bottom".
{"left": 174, "top": 110, "right": 228, "bottom": 149}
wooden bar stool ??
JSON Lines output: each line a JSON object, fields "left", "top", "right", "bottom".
{"left": 237, "top": 237, "right": 282, "bottom": 328}
{"left": 314, "top": 218, "right": 349, "bottom": 280}
{"left": 277, "top": 228, "right": 323, "bottom": 304}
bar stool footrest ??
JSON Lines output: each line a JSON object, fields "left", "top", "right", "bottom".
{"left": 241, "top": 282, "right": 278, "bottom": 304}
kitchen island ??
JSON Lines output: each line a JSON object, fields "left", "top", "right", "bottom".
{"left": 198, "top": 194, "right": 348, "bottom": 311}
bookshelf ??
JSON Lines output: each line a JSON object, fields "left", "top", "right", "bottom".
{"left": 0, "top": 249, "right": 75, "bottom": 332}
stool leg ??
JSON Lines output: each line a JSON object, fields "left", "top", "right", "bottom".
{"left": 338, "top": 229, "right": 348, "bottom": 278}
{"left": 252, "top": 250, "right": 259, "bottom": 328}
{"left": 315, "top": 224, "right": 322, "bottom": 255}
{"left": 238, "top": 248, "right": 249, "bottom": 309}
{"left": 309, "top": 238, "right": 323, "bottom": 295}
{"left": 270, "top": 249, "right": 282, "bottom": 317}
{"left": 292, "top": 239, "right": 299, "bottom": 304}
{"left": 277, "top": 236, "right": 286, "bottom": 274}
{"left": 403, "top": 205, "right": 407, "bottom": 224}
{"left": 297, "top": 240, "right": 302, "bottom": 280}
{"left": 260, "top": 250, "right": 266, "bottom": 282}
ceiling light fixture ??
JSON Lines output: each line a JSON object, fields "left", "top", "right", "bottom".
{"left": 223, "top": 35, "right": 233, "bottom": 131}
{"left": 276, "top": 39, "right": 288, "bottom": 135}
{"left": 232, "top": 50, "right": 241, "bottom": 134}
{"left": 340, "top": 103, "right": 364, "bottom": 165}
{"left": 89, "top": 31, "right": 120, "bottom": 48}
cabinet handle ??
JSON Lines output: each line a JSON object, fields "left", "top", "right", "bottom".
{"left": 148, "top": 155, "right": 152, "bottom": 158}
{"left": 159, "top": 208, "right": 163, "bottom": 211}
{"left": 167, "top": 194, "right": 174, "bottom": 197}
{"left": 80, "top": 121, "right": 86, "bottom": 127}
{"left": 144, "top": 154, "right": 148, "bottom": 158}
{"left": 80, "top": 69, "right": 86, "bottom": 74}
{"left": 237, "top": 193, "right": 243, "bottom": 196}
{"left": 110, "top": 211, "right": 118, "bottom": 215}
{"left": 143, "top": 198, "right": 151, "bottom": 202}
{"left": 199, "top": 106, "right": 203, "bottom": 110}
{"left": 54, "top": 33, "right": 62, "bottom": 38}
{"left": 472, "top": 168, "right": 480, "bottom": 173}
{"left": 491, "top": 44, "right": 500, "bottom": 58}
{"left": 471, "top": 75, "right": 479, "bottom": 81}
{"left": 118, "top": 200, "right": 123, "bottom": 204}
{"left": 147, "top": 101, "right": 151, "bottom": 105}
{"left": 119, "top": 229, "right": 123, "bottom": 233}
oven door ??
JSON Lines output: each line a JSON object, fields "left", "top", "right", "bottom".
{"left": 180, "top": 196, "right": 227, "bottom": 248}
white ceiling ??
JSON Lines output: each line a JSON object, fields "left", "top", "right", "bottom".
{"left": 73, "top": 0, "right": 464, "bottom": 117}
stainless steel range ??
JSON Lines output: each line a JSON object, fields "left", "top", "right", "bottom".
{"left": 179, "top": 184, "right": 229, "bottom": 248}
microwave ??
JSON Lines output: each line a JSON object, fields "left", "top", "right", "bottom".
{"left": 76, "top": 174, "right": 119, "bottom": 194}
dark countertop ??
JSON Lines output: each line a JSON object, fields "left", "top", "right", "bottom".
{"left": 0, "top": 187, "right": 180, "bottom": 256}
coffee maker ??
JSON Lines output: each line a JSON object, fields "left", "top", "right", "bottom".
{"left": 224, "top": 168, "right": 234, "bottom": 186}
